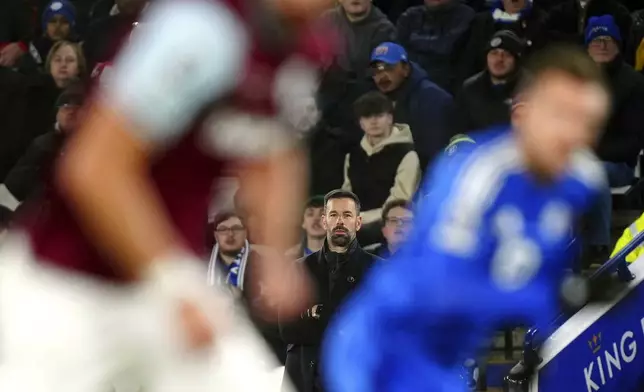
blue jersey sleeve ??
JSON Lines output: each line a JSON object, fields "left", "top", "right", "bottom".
{"left": 322, "top": 140, "right": 509, "bottom": 392}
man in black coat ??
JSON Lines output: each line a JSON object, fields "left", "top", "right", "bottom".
{"left": 279, "top": 189, "right": 379, "bottom": 392}
{"left": 455, "top": 30, "right": 524, "bottom": 133}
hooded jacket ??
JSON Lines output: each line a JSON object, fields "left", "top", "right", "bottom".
{"left": 385, "top": 62, "right": 455, "bottom": 173}
{"left": 342, "top": 123, "right": 421, "bottom": 224}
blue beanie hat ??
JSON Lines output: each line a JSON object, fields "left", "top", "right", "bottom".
{"left": 42, "top": 0, "right": 77, "bottom": 33}
{"left": 585, "top": 15, "right": 621, "bottom": 45}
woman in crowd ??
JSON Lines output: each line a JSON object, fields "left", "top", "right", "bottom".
{"left": 0, "top": 40, "right": 86, "bottom": 181}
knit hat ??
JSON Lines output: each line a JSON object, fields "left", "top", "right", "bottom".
{"left": 487, "top": 30, "right": 525, "bottom": 59}
{"left": 42, "top": 0, "right": 76, "bottom": 32}
{"left": 585, "top": 15, "right": 621, "bottom": 45}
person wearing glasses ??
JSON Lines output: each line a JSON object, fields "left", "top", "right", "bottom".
{"left": 207, "top": 211, "right": 252, "bottom": 293}
{"left": 207, "top": 210, "right": 288, "bottom": 367}
{"left": 365, "top": 199, "right": 414, "bottom": 258}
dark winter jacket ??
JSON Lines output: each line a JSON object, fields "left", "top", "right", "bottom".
{"left": 595, "top": 57, "right": 644, "bottom": 166}
{"left": 547, "top": 0, "right": 634, "bottom": 64}
{"left": 279, "top": 239, "right": 379, "bottom": 392}
{"left": 460, "top": 5, "right": 549, "bottom": 79}
{"left": 455, "top": 70, "right": 517, "bottom": 133}
{"left": 83, "top": 13, "right": 137, "bottom": 72}
{"left": 385, "top": 62, "right": 455, "bottom": 172}
{"left": 4, "top": 129, "right": 64, "bottom": 204}
{"left": 0, "top": 73, "right": 61, "bottom": 181}
{"left": 306, "top": 121, "right": 357, "bottom": 197}
{"left": 396, "top": 1, "right": 475, "bottom": 92}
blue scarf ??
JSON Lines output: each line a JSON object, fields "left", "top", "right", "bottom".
{"left": 207, "top": 240, "right": 250, "bottom": 290}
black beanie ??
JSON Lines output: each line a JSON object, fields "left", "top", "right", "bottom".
{"left": 487, "top": 30, "right": 525, "bottom": 59}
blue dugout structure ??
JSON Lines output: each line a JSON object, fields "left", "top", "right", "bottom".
{"left": 505, "top": 230, "right": 644, "bottom": 392}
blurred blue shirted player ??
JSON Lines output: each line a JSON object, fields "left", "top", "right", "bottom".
{"left": 321, "top": 46, "right": 611, "bottom": 392}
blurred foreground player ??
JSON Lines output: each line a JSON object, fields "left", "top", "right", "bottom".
{"left": 0, "top": 0, "right": 333, "bottom": 391}
{"left": 322, "top": 46, "right": 610, "bottom": 392}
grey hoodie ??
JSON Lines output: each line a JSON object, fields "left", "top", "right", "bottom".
{"left": 322, "top": 5, "right": 396, "bottom": 78}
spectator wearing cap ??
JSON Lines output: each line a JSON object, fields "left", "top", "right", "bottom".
{"left": 396, "top": 0, "right": 475, "bottom": 93}
{"left": 455, "top": 30, "right": 523, "bottom": 133}
{"left": 461, "top": 0, "right": 548, "bottom": 79}
{"left": 286, "top": 196, "right": 326, "bottom": 258}
{"left": 0, "top": 81, "right": 85, "bottom": 211}
{"left": 370, "top": 42, "right": 455, "bottom": 172}
{"left": 547, "top": 0, "right": 634, "bottom": 64}
{"left": 16, "top": 0, "right": 78, "bottom": 76}
{"left": 583, "top": 14, "right": 644, "bottom": 262}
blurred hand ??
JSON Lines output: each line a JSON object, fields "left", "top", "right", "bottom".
{"left": 178, "top": 298, "right": 215, "bottom": 350}
{"left": 0, "top": 43, "right": 24, "bottom": 67}
{"left": 255, "top": 256, "right": 312, "bottom": 321}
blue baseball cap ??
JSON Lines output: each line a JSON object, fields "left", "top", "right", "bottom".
{"left": 370, "top": 42, "right": 408, "bottom": 65}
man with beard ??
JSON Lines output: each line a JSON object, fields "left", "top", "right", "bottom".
{"left": 323, "top": 45, "right": 611, "bottom": 392}
{"left": 455, "top": 30, "right": 524, "bottom": 133}
{"left": 279, "top": 189, "right": 379, "bottom": 392}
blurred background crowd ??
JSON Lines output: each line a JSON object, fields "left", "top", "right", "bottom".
{"left": 1, "top": 0, "right": 644, "bottom": 390}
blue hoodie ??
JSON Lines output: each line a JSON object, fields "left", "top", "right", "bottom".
{"left": 388, "top": 62, "right": 455, "bottom": 173}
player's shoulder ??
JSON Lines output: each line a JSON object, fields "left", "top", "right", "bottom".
{"left": 426, "top": 128, "right": 519, "bottom": 207}
{"left": 438, "top": 127, "right": 515, "bottom": 177}
{"left": 566, "top": 148, "right": 607, "bottom": 191}
{"left": 443, "top": 127, "right": 508, "bottom": 159}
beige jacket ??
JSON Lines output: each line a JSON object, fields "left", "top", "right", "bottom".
{"left": 342, "top": 123, "right": 421, "bottom": 224}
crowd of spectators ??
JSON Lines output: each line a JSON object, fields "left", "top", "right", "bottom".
{"left": 2, "top": 0, "right": 644, "bottom": 390}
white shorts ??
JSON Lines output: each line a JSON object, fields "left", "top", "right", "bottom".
{"left": 0, "top": 233, "right": 292, "bottom": 392}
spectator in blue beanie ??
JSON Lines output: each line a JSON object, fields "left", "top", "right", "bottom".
{"left": 583, "top": 14, "right": 644, "bottom": 265}
{"left": 16, "top": 0, "right": 78, "bottom": 75}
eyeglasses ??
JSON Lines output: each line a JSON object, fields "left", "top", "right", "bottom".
{"left": 215, "top": 225, "right": 246, "bottom": 234}
{"left": 385, "top": 217, "right": 412, "bottom": 227}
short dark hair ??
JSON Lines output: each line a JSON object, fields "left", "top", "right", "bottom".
{"left": 353, "top": 91, "right": 394, "bottom": 120}
{"left": 517, "top": 44, "right": 607, "bottom": 94}
{"left": 381, "top": 199, "right": 411, "bottom": 222}
{"left": 212, "top": 211, "right": 243, "bottom": 229}
{"left": 304, "top": 195, "right": 325, "bottom": 211}
{"left": 324, "top": 189, "right": 361, "bottom": 215}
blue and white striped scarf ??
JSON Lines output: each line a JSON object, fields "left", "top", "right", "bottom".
{"left": 207, "top": 240, "right": 250, "bottom": 290}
